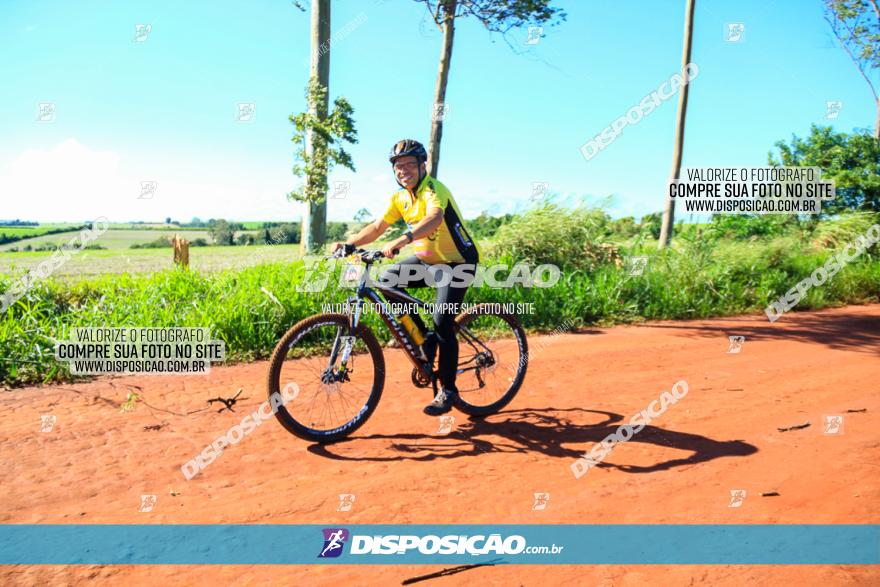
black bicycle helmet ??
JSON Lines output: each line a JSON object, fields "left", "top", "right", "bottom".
{"left": 389, "top": 139, "right": 428, "bottom": 164}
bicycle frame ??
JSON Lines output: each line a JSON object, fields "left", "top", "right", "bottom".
{"left": 349, "top": 273, "right": 434, "bottom": 379}
{"left": 324, "top": 253, "right": 497, "bottom": 391}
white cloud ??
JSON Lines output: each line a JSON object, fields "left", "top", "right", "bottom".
{"left": 0, "top": 140, "right": 544, "bottom": 224}
{"left": 0, "top": 139, "right": 129, "bottom": 221}
{"left": 0, "top": 139, "right": 304, "bottom": 223}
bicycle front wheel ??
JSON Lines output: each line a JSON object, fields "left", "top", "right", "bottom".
{"left": 267, "top": 313, "right": 385, "bottom": 443}
{"left": 453, "top": 304, "right": 528, "bottom": 416}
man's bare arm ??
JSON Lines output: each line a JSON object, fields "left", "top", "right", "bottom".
{"left": 379, "top": 207, "right": 443, "bottom": 258}
{"left": 346, "top": 218, "right": 390, "bottom": 247}
{"left": 407, "top": 207, "right": 443, "bottom": 240}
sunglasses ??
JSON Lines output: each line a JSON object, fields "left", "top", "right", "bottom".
{"left": 393, "top": 161, "right": 420, "bottom": 172}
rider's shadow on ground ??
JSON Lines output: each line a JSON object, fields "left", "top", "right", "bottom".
{"left": 306, "top": 407, "right": 757, "bottom": 473}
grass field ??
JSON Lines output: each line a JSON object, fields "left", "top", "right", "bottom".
{"left": 0, "top": 224, "right": 82, "bottom": 239}
{"left": 0, "top": 243, "right": 300, "bottom": 277}
{"left": 3, "top": 233, "right": 880, "bottom": 387}
{"left": 0, "top": 229, "right": 265, "bottom": 252}
{"left": 4, "top": 207, "right": 880, "bottom": 388}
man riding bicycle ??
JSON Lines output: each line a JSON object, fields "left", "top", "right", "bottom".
{"left": 331, "top": 139, "right": 481, "bottom": 416}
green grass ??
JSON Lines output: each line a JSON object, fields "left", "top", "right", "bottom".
{"left": 239, "top": 221, "right": 267, "bottom": 229}
{"left": 0, "top": 228, "right": 263, "bottom": 252}
{"left": 2, "top": 235, "right": 879, "bottom": 388}
{"left": 0, "top": 227, "right": 61, "bottom": 238}
{"left": 0, "top": 243, "right": 300, "bottom": 278}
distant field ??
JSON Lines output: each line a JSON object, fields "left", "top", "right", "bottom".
{"left": 0, "top": 243, "right": 301, "bottom": 277}
{"left": 103, "top": 223, "right": 236, "bottom": 230}
{"left": 0, "top": 227, "right": 57, "bottom": 238}
{"left": 239, "top": 221, "right": 266, "bottom": 229}
{"left": 0, "top": 224, "right": 81, "bottom": 239}
{"left": 0, "top": 229, "right": 262, "bottom": 252}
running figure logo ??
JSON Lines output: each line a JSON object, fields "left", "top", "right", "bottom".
{"left": 627, "top": 256, "right": 648, "bottom": 276}
{"left": 532, "top": 492, "right": 550, "bottom": 510}
{"left": 336, "top": 494, "right": 356, "bottom": 512}
{"left": 725, "top": 23, "right": 745, "bottom": 43}
{"left": 530, "top": 181, "right": 549, "bottom": 200}
{"left": 728, "top": 489, "right": 746, "bottom": 508}
{"left": 526, "top": 26, "right": 543, "bottom": 45}
{"left": 331, "top": 181, "right": 351, "bottom": 199}
{"left": 138, "top": 181, "right": 157, "bottom": 200}
{"left": 727, "top": 336, "right": 745, "bottom": 354}
{"left": 825, "top": 101, "right": 843, "bottom": 120}
{"left": 823, "top": 415, "right": 844, "bottom": 435}
{"left": 139, "top": 494, "right": 157, "bottom": 512}
{"left": 437, "top": 415, "right": 455, "bottom": 435}
{"left": 318, "top": 528, "right": 350, "bottom": 558}
{"left": 40, "top": 414, "right": 56, "bottom": 432}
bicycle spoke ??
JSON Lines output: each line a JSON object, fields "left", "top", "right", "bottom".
{"left": 275, "top": 319, "right": 378, "bottom": 435}
{"left": 454, "top": 311, "right": 525, "bottom": 409}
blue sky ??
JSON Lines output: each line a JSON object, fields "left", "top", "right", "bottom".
{"left": 0, "top": 0, "right": 876, "bottom": 223}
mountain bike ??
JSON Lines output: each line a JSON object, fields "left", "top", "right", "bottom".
{"left": 266, "top": 245, "right": 529, "bottom": 443}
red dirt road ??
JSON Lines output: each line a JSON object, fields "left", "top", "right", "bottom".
{"left": 2, "top": 305, "right": 879, "bottom": 585}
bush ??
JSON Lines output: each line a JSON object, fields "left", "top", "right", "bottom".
{"left": 467, "top": 212, "right": 515, "bottom": 240}
{"left": 639, "top": 212, "right": 662, "bottom": 239}
{"left": 236, "top": 233, "right": 255, "bottom": 246}
{"left": 209, "top": 220, "right": 234, "bottom": 245}
{"left": 489, "top": 202, "right": 619, "bottom": 272}
{"left": 711, "top": 215, "right": 800, "bottom": 240}
{"left": 2, "top": 224, "right": 880, "bottom": 387}
{"left": 130, "top": 237, "right": 172, "bottom": 249}
{"left": 326, "top": 222, "right": 349, "bottom": 242}
{"left": 609, "top": 216, "right": 639, "bottom": 238}
{"left": 810, "top": 211, "right": 880, "bottom": 249}
{"left": 260, "top": 223, "right": 301, "bottom": 244}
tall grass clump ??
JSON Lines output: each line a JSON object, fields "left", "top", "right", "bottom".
{"left": 2, "top": 206, "right": 880, "bottom": 387}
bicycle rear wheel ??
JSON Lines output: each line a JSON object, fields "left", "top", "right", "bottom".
{"left": 267, "top": 313, "right": 385, "bottom": 443}
{"left": 453, "top": 304, "right": 528, "bottom": 416}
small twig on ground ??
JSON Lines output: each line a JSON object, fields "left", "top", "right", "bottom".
{"left": 778, "top": 422, "right": 811, "bottom": 432}
{"left": 207, "top": 388, "right": 247, "bottom": 413}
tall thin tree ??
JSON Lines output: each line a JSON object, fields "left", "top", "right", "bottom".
{"left": 824, "top": 0, "right": 880, "bottom": 139}
{"left": 427, "top": 0, "right": 457, "bottom": 178}
{"left": 302, "top": 0, "right": 331, "bottom": 254}
{"left": 658, "top": 0, "right": 696, "bottom": 249}
{"left": 416, "top": 0, "right": 566, "bottom": 178}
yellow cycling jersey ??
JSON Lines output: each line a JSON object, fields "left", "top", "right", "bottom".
{"left": 382, "top": 175, "right": 481, "bottom": 265}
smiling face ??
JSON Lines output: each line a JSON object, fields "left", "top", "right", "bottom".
{"left": 393, "top": 156, "right": 424, "bottom": 189}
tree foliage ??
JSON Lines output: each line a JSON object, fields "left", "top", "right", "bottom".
{"left": 209, "top": 219, "right": 234, "bottom": 245}
{"left": 288, "top": 77, "right": 358, "bottom": 204}
{"left": 769, "top": 125, "right": 880, "bottom": 214}
{"left": 416, "top": 0, "right": 566, "bottom": 34}
{"left": 824, "top": 0, "right": 879, "bottom": 93}
{"left": 824, "top": 0, "right": 880, "bottom": 136}
{"left": 353, "top": 208, "right": 373, "bottom": 223}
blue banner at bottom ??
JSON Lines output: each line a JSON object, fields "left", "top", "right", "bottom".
{"left": 0, "top": 525, "right": 877, "bottom": 564}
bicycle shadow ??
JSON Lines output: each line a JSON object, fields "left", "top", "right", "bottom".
{"left": 306, "top": 407, "right": 757, "bottom": 473}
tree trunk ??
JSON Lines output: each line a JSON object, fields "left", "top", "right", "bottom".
{"left": 875, "top": 97, "right": 879, "bottom": 140}
{"left": 427, "top": 0, "right": 457, "bottom": 179}
{"left": 301, "top": 0, "right": 331, "bottom": 255}
{"left": 659, "top": 0, "right": 696, "bottom": 249}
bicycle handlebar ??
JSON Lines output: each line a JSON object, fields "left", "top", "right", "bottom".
{"left": 330, "top": 244, "right": 398, "bottom": 263}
